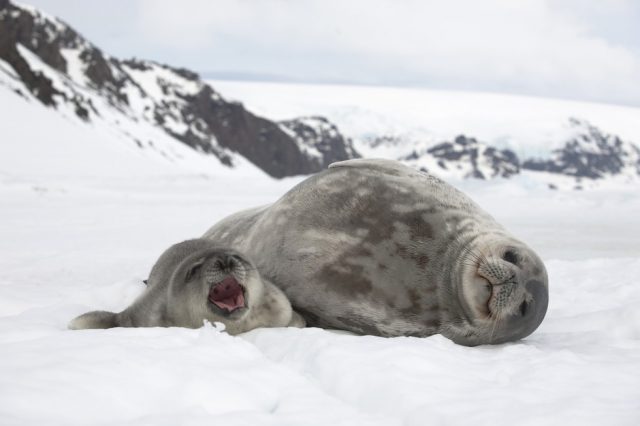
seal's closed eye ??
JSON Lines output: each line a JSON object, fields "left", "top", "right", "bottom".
{"left": 185, "top": 259, "right": 205, "bottom": 282}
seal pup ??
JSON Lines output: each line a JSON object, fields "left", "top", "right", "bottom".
{"left": 203, "top": 159, "right": 548, "bottom": 346}
{"left": 69, "top": 239, "right": 305, "bottom": 334}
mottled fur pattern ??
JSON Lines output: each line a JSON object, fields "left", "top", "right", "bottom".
{"left": 69, "top": 239, "right": 305, "bottom": 334}
{"left": 203, "top": 159, "right": 549, "bottom": 345}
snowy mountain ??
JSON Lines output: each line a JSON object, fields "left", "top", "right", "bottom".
{"left": 0, "top": 0, "right": 358, "bottom": 178}
{"left": 211, "top": 81, "right": 640, "bottom": 189}
{"left": 279, "top": 116, "right": 359, "bottom": 166}
{"left": 523, "top": 118, "right": 640, "bottom": 180}
{"left": 395, "top": 119, "right": 640, "bottom": 184}
{"left": 2, "top": 0, "right": 640, "bottom": 188}
{"left": 401, "top": 135, "right": 520, "bottom": 179}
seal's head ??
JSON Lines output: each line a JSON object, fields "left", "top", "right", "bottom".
{"left": 174, "top": 248, "right": 263, "bottom": 323}
{"left": 444, "top": 235, "right": 549, "bottom": 346}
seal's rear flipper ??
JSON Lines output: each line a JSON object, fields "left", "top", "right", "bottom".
{"left": 68, "top": 310, "right": 119, "bottom": 330}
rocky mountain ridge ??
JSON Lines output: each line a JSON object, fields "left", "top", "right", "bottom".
{"left": 0, "top": 0, "right": 358, "bottom": 177}
{"left": 401, "top": 135, "right": 520, "bottom": 180}
{"left": 2, "top": 0, "right": 639, "bottom": 188}
{"left": 522, "top": 118, "right": 640, "bottom": 180}
{"left": 378, "top": 117, "right": 640, "bottom": 187}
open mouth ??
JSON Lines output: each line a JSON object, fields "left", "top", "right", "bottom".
{"left": 208, "top": 276, "right": 246, "bottom": 313}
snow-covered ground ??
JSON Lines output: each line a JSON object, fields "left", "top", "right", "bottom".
{"left": 1, "top": 83, "right": 640, "bottom": 425}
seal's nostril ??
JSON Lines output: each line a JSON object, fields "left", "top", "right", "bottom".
{"left": 519, "top": 300, "right": 528, "bottom": 316}
{"left": 503, "top": 250, "right": 518, "bottom": 265}
{"left": 226, "top": 255, "right": 237, "bottom": 266}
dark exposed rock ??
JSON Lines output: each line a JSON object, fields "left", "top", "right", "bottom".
{"left": 522, "top": 118, "right": 640, "bottom": 179}
{"left": 426, "top": 135, "right": 520, "bottom": 179}
{"left": 0, "top": 1, "right": 68, "bottom": 72}
{"left": 80, "top": 48, "right": 129, "bottom": 105}
{"left": 167, "top": 65, "right": 199, "bottom": 81}
{"left": 195, "top": 90, "right": 319, "bottom": 177}
{"left": 0, "top": 3, "right": 60, "bottom": 105}
{"left": 0, "top": 38, "right": 59, "bottom": 106}
{"left": 366, "top": 135, "right": 403, "bottom": 148}
{"left": 121, "top": 58, "right": 153, "bottom": 72}
{"left": 279, "top": 116, "right": 360, "bottom": 169}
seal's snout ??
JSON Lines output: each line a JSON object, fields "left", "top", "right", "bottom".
{"left": 467, "top": 246, "right": 549, "bottom": 343}
{"left": 221, "top": 254, "right": 241, "bottom": 272}
{"left": 475, "top": 255, "right": 524, "bottom": 318}
{"left": 209, "top": 276, "right": 246, "bottom": 312}
{"left": 477, "top": 257, "right": 515, "bottom": 287}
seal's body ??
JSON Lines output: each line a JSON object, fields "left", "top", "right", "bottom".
{"left": 69, "top": 239, "right": 305, "bottom": 334}
{"left": 203, "top": 159, "right": 548, "bottom": 345}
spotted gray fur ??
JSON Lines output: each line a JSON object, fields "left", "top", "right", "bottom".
{"left": 203, "top": 159, "right": 549, "bottom": 345}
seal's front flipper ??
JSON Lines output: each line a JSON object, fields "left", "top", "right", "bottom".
{"left": 68, "top": 310, "right": 119, "bottom": 330}
{"left": 288, "top": 311, "right": 306, "bottom": 328}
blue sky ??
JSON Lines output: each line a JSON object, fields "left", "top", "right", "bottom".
{"left": 25, "top": 0, "right": 640, "bottom": 107}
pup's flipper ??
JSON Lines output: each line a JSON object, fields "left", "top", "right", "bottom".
{"left": 68, "top": 310, "right": 119, "bottom": 330}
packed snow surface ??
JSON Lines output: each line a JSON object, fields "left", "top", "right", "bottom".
{"left": 1, "top": 83, "right": 639, "bottom": 426}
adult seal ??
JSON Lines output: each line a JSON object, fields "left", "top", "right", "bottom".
{"left": 203, "top": 159, "right": 549, "bottom": 345}
{"left": 69, "top": 239, "right": 305, "bottom": 334}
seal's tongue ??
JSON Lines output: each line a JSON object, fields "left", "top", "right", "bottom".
{"left": 209, "top": 276, "right": 245, "bottom": 311}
